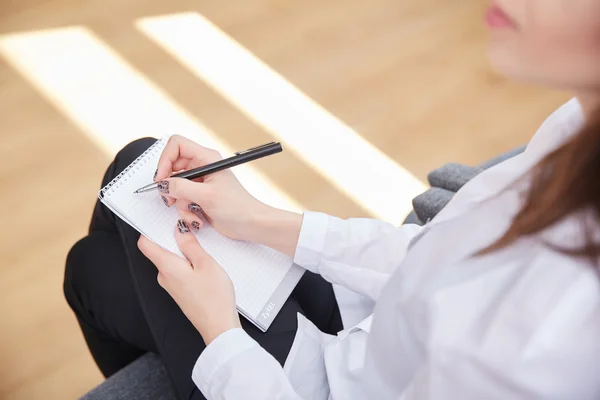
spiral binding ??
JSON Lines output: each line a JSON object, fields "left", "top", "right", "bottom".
{"left": 99, "top": 139, "right": 167, "bottom": 198}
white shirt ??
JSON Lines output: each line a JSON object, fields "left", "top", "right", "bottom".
{"left": 192, "top": 98, "right": 600, "bottom": 399}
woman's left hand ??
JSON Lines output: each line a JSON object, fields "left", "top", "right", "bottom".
{"left": 137, "top": 220, "right": 241, "bottom": 345}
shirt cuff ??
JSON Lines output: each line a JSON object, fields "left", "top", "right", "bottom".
{"left": 293, "top": 211, "right": 329, "bottom": 274}
{"left": 192, "top": 328, "right": 257, "bottom": 394}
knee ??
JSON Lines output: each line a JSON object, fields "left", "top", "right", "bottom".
{"left": 101, "top": 137, "right": 157, "bottom": 187}
{"left": 115, "top": 137, "right": 157, "bottom": 168}
{"left": 64, "top": 236, "right": 95, "bottom": 311}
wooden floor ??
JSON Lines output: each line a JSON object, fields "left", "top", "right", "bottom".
{"left": 0, "top": 0, "right": 568, "bottom": 398}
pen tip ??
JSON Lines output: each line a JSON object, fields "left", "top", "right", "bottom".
{"left": 133, "top": 189, "right": 140, "bottom": 194}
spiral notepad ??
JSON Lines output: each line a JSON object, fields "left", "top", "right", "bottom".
{"left": 99, "top": 137, "right": 304, "bottom": 331}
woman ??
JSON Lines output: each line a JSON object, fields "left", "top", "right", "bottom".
{"left": 64, "top": 1, "right": 600, "bottom": 399}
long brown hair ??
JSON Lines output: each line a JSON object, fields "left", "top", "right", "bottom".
{"left": 483, "top": 107, "right": 600, "bottom": 260}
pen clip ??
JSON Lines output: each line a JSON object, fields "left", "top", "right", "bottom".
{"left": 234, "top": 142, "right": 278, "bottom": 155}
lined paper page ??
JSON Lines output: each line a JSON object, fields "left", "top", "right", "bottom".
{"left": 101, "top": 139, "right": 293, "bottom": 319}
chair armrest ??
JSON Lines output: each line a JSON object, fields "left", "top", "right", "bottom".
{"left": 427, "top": 163, "right": 484, "bottom": 193}
{"left": 403, "top": 145, "right": 525, "bottom": 225}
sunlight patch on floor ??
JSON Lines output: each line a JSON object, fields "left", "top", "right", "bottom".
{"left": 136, "top": 12, "right": 426, "bottom": 224}
{"left": 0, "top": 26, "right": 301, "bottom": 212}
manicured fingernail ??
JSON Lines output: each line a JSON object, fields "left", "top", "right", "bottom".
{"left": 188, "top": 203, "right": 202, "bottom": 214}
{"left": 153, "top": 169, "right": 158, "bottom": 181}
{"left": 191, "top": 221, "right": 200, "bottom": 231}
{"left": 161, "top": 196, "right": 169, "bottom": 207}
{"left": 177, "top": 219, "right": 190, "bottom": 234}
{"left": 157, "top": 180, "right": 169, "bottom": 193}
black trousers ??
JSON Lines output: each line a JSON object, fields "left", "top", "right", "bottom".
{"left": 63, "top": 138, "right": 343, "bottom": 400}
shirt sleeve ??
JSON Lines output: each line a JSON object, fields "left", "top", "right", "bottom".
{"left": 192, "top": 328, "right": 304, "bottom": 400}
{"left": 293, "top": 211, "right": 423, "bottom": 301}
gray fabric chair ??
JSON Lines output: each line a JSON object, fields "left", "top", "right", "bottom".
{"left": 81, "top": 146, "right": 526, "bottom": 400}
{"left": 82, "top": 353, "right": 175, "bottom": 400}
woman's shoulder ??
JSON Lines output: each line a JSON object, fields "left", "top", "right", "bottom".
{"left": 525, "top": 97, "right": 585, "bottom": 157}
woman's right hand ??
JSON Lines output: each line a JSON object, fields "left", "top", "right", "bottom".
{"left": 154, "top": 135, "right": 271, "bottom": 243}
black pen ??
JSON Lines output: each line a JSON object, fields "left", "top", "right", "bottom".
{"left": 133, "top": 141, "right": 283, "bottom": 194}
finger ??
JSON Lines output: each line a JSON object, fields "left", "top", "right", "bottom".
{"left": 175, "top": 219, "right": 211, "bottom": 266}
{"left": 159, "top": 194, "right": 175, "bottom": 208}
{"left": 171, "top": 158, "right": 190, "bottom": 173}
{"left": 177, "top": 208, "right": 204, "bottom": 231}
{"left": 152, "top": 170, "right": 175, "bottom": 207}
{"left": 137, "top": 235, "right": 183, "bottom": 275}
{"left": 156, "top": 135, "right": 222, "bottom": 181}
{"left": 187, "top": 202, "right": 206, "bottom": 220}
{"left": 151, "top": 159, "right": 188, "bottom": 183}
{"left": 174, "top": 199, "right": 205, "bottom": 217}
{"left": 156, "top": 178, "right": 212, "bottom": 207}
